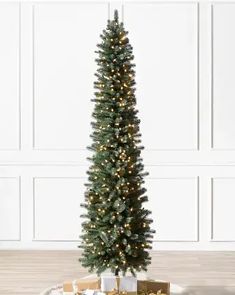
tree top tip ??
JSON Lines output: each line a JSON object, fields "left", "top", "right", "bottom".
{"left": 114, "top": 9, "right": 119, "bottom": 22}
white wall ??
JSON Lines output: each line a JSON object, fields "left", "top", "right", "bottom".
{"left": 0, "top": 0, "right": 235, "bottom": 250}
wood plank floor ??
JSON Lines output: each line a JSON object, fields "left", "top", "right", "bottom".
{"left": 0, "top": 251, "right": 235, "bottom": 295}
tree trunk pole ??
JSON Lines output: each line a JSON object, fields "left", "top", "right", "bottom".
{"left": 115, "top": 268, "right": 119, "bottom": 276}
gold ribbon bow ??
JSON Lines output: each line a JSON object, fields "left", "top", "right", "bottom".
{"left": 109, "top": 288, "right": 119, "bottom": 295}
{"left": 107, "top": 277, "right": 129, "bottom": 295}
{"left": 138, "top": 290, "right": 164, "bottom": 295}
{"left": 109, "top": 289, "right": 128, "bottom": 295}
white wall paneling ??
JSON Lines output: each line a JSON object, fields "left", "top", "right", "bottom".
{"left": 211, "top": 3, "right": 235, "bottom": 150}
{"left": 0, "top": 165, "right": 87, "bottom": 249}
{"left": 1, "top": 164, "right": 235, "bottom": 250}
{"left": 0, "top": 3, "right": 20, "bottom": 150}
{"left": 124, "top": 2, "right": 199, "bottom": 150}
{"left": 32, "top": 2, "right": 109, "bottom": 150}
{"left": 0, "top": 177, "right": 21, "bottom": 241}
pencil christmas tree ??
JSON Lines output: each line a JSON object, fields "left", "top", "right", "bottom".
{"left": 79, "top": 10, "right": 155, "bottom": 276}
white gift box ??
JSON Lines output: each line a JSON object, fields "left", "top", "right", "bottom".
{"left": 63, "top": 289, "right": 105, "bottom": 295}
{"left": 83, "top": 290, "right": 106, "bottom": 295}
{"left": 100, "top": 275, "right": 137, "bottom": 294}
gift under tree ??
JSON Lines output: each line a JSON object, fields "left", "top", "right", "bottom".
{"left": 79, "top": 10, "right": 155, "bottom": 277}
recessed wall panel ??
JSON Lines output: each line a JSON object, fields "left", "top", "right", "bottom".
{"left": 212, "top": 178, "right": 235, "bottom": 241}
{"left": 33, "top": 3, "right": 108, "bottom": 149}
{"left": 0, "top": 177, "right": 20, "bottom": 240}
{"left": 0, "top": 4, "right": 20, "bottom": 149}
{"left": 212, "top": 4, "right": 235, "bottom": 149}
{"left": 34, "top": 177, "right": 85, "bottom": 241}
{"left": 146, "top": 178, "right": 199, "bottom": 241}
{"left": 124, "top": 3, "right": 198, "bottom": 150}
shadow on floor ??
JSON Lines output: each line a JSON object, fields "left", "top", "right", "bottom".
{"left": 171, "top": 285, "right": 235, "bottom": 295}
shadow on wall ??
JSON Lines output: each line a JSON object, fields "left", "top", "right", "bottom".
{"left": 171, "top": 284, "right": 235, "bottom": 295}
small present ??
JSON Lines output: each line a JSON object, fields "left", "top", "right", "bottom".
{"left": 76, "top": 277, "right": 101, "bottom": 290}
{"left": 63, "top": 281, "right": 73, "bottom": 295}
{"left": 137, "top": 280, "right": 170, "bottom": 295}
{"left": 101, "top": 275, "right": 137, "bottom": 295}
{"left": 63, "top": 277, "right": 101, "bottom": 295}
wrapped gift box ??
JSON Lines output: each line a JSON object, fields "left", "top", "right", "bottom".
{"left": 101, "top": 275, "right": 137, "bottom": 295}
{"left": 75, "top": 277, "right": 101, "bottom": 290}
{"left": 63, "top": 281, "right": 73, "bottom": 294}
{"left": 137, "top": 280, "right": 170, "bottom": 295}
{"left": 63, "top": 277, "right": 101, "bottom": 295}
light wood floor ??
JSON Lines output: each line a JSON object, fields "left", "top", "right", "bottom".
{"left": 0, "top": 251, "right": 235, "bottom": 295}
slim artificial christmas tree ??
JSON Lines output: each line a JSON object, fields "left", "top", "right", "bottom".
{"left": 79, "top": 10, "right": 155, "bottom": 276}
